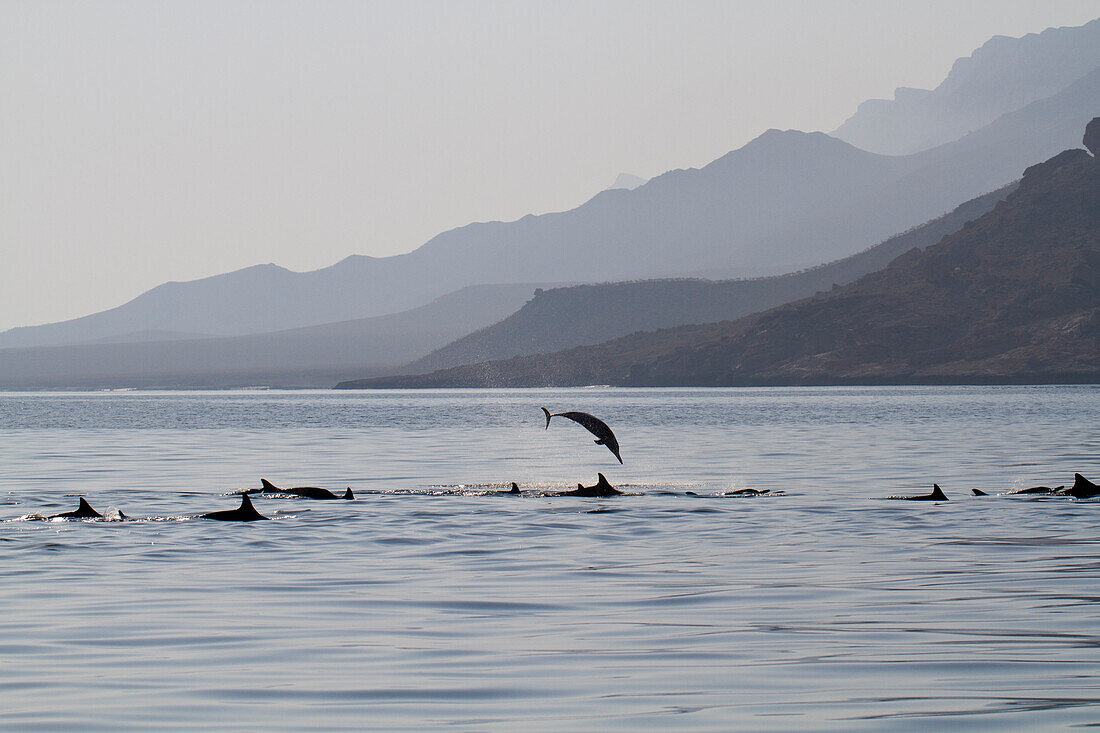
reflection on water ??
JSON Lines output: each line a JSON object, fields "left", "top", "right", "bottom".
{"left": 1, "top": 387, "right": 1099, "bottom": 730}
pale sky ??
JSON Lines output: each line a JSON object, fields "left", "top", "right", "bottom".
{"left": 2, "top": 1, "right": 1098, "bottom": 331}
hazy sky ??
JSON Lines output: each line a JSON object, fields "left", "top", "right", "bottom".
{"left": 2, "top": 1, "right": 1098, "bottom": 331}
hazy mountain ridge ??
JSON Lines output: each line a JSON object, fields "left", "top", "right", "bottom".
{"left": 608, "top": 173, "right": 646, "bottom": 190}
{"left": 401, "top": 185, "right": 1013, "bottom": 374}
{"left": 833, "top": 17, "right": 1100, "bottom": 154}
{"left": 346, "top": 126, "right": 1100, "bottom": 388}
{"left": 4, "top": 19, "right": 1098, "bottom": 353}
{"left": 0, "top": 284, "right": 543, "bottom": 389}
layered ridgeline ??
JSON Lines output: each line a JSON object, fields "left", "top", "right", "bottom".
{"left": 834, "top": 17, "right": 1100, "bottom": 155}
{"left": 4, "top": 53, "right": 1098, "bottom": 350}
{"left": 346, "top": 123, "right": 1100, "bottom": 388}
{"left": 401, "top": 185, "right": 1012, "bottom": 374}
{"left": 0, "top": 284, "right": 542, "bottom": 389}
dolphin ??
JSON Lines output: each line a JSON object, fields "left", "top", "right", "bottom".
{"left": 200, "top": 493, "right": 269, "bottom": 521}
{"left": 886, "top": 484, "right": 949, "bottom": 501}
{"left": 1006, "top": 485, "right": 1063, "bottom": 495}
{"left": 973, "top": 485, "right": 1063, "bottom": 497}
{"left": 49, "top": 497, "right": 104, "bottom": 519}
{"left": 723, "top": 488, "right": 771, "bottom": 497}
{"left": 541, "top": 407, "right": 623, "bottom": 464}
{"left": 1060, "top": 474, "right": 1100, "bottom": 499}
{"left": 258, "top": 478, "right": 354, "bottom": 500}
{"left": 564, "top": 473, "right": 622, "bottom": 497}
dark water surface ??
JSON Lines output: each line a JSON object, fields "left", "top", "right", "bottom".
{"left": 1, "top": 387, "right": 1099, "bottom": 730}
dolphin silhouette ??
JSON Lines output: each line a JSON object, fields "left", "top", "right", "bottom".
{"left": 564, "top": 473, "right": 622, "bottom": 497}
{"left": 49, "top": 497, "right": 104, "bottom": 519}
{"left": 886, "top": 484, "right": 948, "bottom": 501}
{"left": 973, "top": 485, "right": 1062, "bottom": 497}
{"left": 1060, "top": 474, "right": 1100, "bottom": 499}
{"left": 257, "top": 478, "right": 354, "bottom": 500}
{"left": 201, "top": 493, "right": 269, "bottom": 521}
{"left": 541, "top": 408, "right": 623, "bottom": 464}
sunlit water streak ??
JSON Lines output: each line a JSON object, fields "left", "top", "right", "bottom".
{"left": 0, "top": 386, "right": 1098, "bottom": 730}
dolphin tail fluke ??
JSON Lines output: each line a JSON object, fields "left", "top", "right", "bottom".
{"left": 343, "top": 488, "right": 354, "bottom": 500}
{"left": 972, "top": 488, "right": 988, "bottom": 496}
{"left": 260, "top": 478, "right": 279, "bottom": 491}
{"left": 541, "top": 407, "right": 552, "bottom": 429}
{"left": 594, "top": 438, "right": 604, "bottom": 445}
{"left": 616, "top": 453, "right": 623, "bottom": 465}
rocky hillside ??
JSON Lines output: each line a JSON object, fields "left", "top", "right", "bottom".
{"left": 347, "top": 121, "right": 1100, "bottom": 388}
{"left": 403, "top": 185, "right": 1012, "bottom": 373}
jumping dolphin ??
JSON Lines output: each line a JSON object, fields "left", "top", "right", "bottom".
{"left": 258, "top": 478, "right": 354, "bottom": 500}
{"left": 564, "top": 473, "right": 622, "bottom": 497}
{"left": 886, "top": 484, "right": 949, "bottom": 501}
{"left": 541, "top": 407, "right": 623, "bottom": 464}
{"left": 1060, "top": 474, "right": 1100, "bottom": 499}
{"left": 200, "top": 493, "right": 269, "bottom": 521}
{"left": 49, "top": 497, "right": 104, "bottom": 519}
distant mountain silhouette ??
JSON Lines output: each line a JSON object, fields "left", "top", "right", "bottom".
{"left": 608, "top": 173, "right": 646, "bottom": 190}
{"left": 5, "top": 41, "right": 1097, "bottom": 350}
{"left": 0, "top": 284, "right": 542, "bottom": 389}
{"left": 402, "top": 185, "right": 1012, "bottom": 373}
{"left": 833, "top": 17, "right": 1099, "bottom": 154}
{"left": 346, "top": 123, "right": 1100, "bottom": 388}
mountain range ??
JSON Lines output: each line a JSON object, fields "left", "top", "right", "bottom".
{"left": 347, "top": 125, "right": 1099, "bottom": 388}
{"left": 3, "top": 19, "right": 1098, "bottom": 354}
{"left": 0, "top": 284, "right": 541, "bottom": 389}
{"left": 3, "top": 18, "right": 1099, "bottom": 390}
{"left": 833, "top": 17, "right": 1100, "bottom": 154}
{"left": 402, "top": 185, "right": 1012, "bottom": 374}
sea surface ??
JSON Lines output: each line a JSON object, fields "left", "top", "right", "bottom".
{"left": 1, "top": 386, "right": 1099, "bottom": 730}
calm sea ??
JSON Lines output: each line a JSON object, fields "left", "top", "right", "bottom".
{"left": 1, "top": 387, "right": 1099, "bottom": 730}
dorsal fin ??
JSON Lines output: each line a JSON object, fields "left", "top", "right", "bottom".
{"left": 78, "top": 497, "right": 95, "bottom": 512}
{"left": 343, "top": 488, "right": 354, "bottom": 500}
{"left": 929, "top": 484, "right": 948, "bottom": 501}
{"left": 972, "top": 488, "right": 988, "bottom": 496}
{"left": 260, "top": 478, "right": 279, "bottom": 491}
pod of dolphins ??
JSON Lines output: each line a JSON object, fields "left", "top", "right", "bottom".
{"left": 18, "top": 407, "right": 1100, "bottom": 521}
